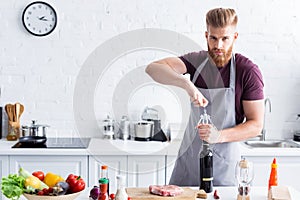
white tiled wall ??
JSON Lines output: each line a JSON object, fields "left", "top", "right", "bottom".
{"left": 0, "top": 0, "right": 300, "bottom": 139}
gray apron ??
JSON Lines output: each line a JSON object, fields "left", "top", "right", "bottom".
{"left": 169, "top": 52, "right": 240, "bottom": 186}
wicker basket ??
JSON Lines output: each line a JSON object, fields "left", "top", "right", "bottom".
{"left": 23, "top": 191, "right": 81, "bottom": 200}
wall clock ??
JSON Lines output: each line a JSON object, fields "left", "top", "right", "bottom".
{"left": 22, "top": 1, "right": 57, "bottom": 36}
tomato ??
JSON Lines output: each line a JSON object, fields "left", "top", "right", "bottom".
{"left": 32, "top": 171, "right": 45, "bottom": 181}
{"left": 127, "top": 197, "right": 132, "bottom": 200}
{"left": 109, "top": 193, "right": 115, "bottom": 200}
{"left": 37, "top": 190, "right": 44, "bottom": 195}
{"left": 42, "top": 188, "right": 50, "bottom": 195}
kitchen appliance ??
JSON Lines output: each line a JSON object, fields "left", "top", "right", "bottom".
{"left": 18, "top": 136, "right": 47, "bottom": 145}
{"left": 294, "top": 114, "right": 300, "bottom": 142}
{"left": 294, "top": 133, "right": 300, "bottom": 142}
{"left": 21, "top": 120, "right": 49, "bottom": 137}
{"left": 134, "top": 121, "right": 153, "bottom": 141}
{"left": 141, "top": 107, "right": 168, "bottom": 142}
{"left": 12, "top": 137, "right": 91, "bottom": 148}
{"left": 102, "top": 115, "right": 115, "bottom": 139}
{"left": 118, "top": 115, "right": 130, "bottom": 140}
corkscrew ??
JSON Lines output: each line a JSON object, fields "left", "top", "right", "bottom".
{"left": 196, "top": 109, "right": 212, "bottom": 129}
{"left": 196, "top": 109, "right": 220, "bottom": 144}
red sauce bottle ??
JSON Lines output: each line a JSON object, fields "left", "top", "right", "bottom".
{"left": 268, "top": 158, "right": 278, "bottom": 190}
{"left": 98, "top": 178, "right": 109, "bottom": 200}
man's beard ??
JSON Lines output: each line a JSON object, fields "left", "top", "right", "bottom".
{"left": 208, "top": 45, "right": 233, "bottom": 67}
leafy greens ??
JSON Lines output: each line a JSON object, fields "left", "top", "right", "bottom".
{"left": 1, "top": 174, "right": 25, "bottom": 200}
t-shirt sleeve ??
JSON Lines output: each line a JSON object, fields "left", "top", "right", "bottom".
{"left": 241, "top": 63, "right": 264, "bottom": 101}
{"left": 179, "top": 51, "right": 206, "bottom": 79}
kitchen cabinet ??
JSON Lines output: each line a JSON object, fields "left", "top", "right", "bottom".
{"left": 89, "top": 155, "right": 166, "bottom": 193}
{"left": 166, "top": 155, "right": 176, "bottom": 184}
{"left": 9, "top": 155, "right": 88, "bottom": 183}
{"left": 88, "top": 155, "right": 127, "bottom": 193}
{"left": 127, "top": 155, "right": 165, "bottom": 187}
{"left": 0, "top": 156, "right": 9, "bottom": 200}
{"left": 242, "top": 156, "right": 300, "bottom": 191}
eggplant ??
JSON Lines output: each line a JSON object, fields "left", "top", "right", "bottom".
{"left": 52, "top": 181, "right": 70, "bottom": 195}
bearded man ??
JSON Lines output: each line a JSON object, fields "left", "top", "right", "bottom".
{"left": 146, "top": 8, "right": 264, "bottom": 186}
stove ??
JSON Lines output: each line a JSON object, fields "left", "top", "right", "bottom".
{"left": 12, "top": 137, "right": 91, "bottom": 148}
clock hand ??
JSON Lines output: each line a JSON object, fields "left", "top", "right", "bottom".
{"left": 38, "top": 16, "right": 48, "bottom": 21}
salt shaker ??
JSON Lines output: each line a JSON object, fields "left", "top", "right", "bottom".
{"left": 115, "top": 175, "right": 128, "bottom": 200}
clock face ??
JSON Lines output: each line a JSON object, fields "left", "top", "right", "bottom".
{"left": 22, "top": 1, "right": 57, "bottom": 36}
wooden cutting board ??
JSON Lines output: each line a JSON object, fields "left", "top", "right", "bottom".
{"left": 126, "top": 187, "right": 196, "bottom": 200}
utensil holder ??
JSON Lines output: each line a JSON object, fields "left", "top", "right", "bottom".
{"left": 237, "top": 194, "right": 250, "bottom": 200}
{"left": 7, "top": 121, "right": 20, "bottom": 141}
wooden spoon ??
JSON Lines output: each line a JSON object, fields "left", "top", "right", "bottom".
{"left": 15, "top": 103, "right": 20, "bottom": 122}
{"left": 19, "top": 103, "right": 24, "bottom": 119}
{"left": 15, "top": 103, "right": 24, "bottom": 121}
{"left": 5, "top": 104, "right": 15, "bottom": 122}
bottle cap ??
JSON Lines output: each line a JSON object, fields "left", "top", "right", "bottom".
{"left": 99, "top": 178, "right": 109, "bottom": 184}
{"left": 101, "top": 165, "right": 108, "bottom": 170}
{"left": 116, "top": 175, "right": 126, "bottom": 180}
{"left": 239, "top": 159, "right": 249, "bottom": 168}
{"left": 271, "top": 158, "right": 277, "bottom": 168}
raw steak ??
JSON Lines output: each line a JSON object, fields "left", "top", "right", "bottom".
{"left": 149, "top": 185, "right": 184, "bottom": 196}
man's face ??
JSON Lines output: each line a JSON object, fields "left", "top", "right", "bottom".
{"left": 205, "top": 25, "right": 238, "bottom": 67}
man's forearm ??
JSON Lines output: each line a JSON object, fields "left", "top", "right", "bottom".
{"left": 219, "top": 120, "right": 262, "bottom": 143}
{"left": 145, "top": 62, "right": 191, "bottom": 90}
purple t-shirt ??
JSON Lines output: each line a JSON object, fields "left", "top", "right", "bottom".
{"left": 179, "top": 51, "right": 264, "bottom": 124}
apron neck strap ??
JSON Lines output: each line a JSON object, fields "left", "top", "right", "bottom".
{"left": 191, "top": 52, "right": 236, "bottom": 90}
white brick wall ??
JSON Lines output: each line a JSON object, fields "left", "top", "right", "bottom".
{"left": 1, "top": 0, "right": 300, "bottom": 139}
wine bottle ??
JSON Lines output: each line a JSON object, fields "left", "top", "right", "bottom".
{"left": 199, "top": 141, "right": 213, "bottom": 193}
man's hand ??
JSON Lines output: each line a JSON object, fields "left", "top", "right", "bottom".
{"left": 186, "top": 83, "right": 208, "bottom": 107}
{"left": 197, "top": 124, "right": 220, "bottom": 144}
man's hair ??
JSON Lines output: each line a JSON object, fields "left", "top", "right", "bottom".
{"left": 206, "top": 8, "right": 238, "bottom": 28}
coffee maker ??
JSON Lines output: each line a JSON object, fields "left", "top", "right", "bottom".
{"left": 141, "top": 107, "right": 168, "bottom": 142}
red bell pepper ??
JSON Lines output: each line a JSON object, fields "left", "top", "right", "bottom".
{"left": 66, "top": 174, "right": 86, "bottom": 193}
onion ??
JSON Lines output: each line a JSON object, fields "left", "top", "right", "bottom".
{"left": 89, "top": 186, "right": 100, "bottom": 200}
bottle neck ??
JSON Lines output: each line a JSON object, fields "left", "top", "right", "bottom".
{"left": 101, "top": 169, "right": 108, "bottom": 178}
{"left": 202, "top": 142, "right": 210, "bottom": 150}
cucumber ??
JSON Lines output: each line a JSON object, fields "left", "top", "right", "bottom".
{"left": 19, "top": 167, "right": 49, "bottom": 190}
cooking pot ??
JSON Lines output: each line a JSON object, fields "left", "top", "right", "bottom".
{"left": 134, "top": 121, "right": 153, "bottom": 141}
{"left": 21, "top": 120, "right": 49, "bottom": 137}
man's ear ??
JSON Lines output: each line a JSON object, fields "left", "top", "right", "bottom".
{"left": 205, "top": 31, "right": 208, "bottom": 39}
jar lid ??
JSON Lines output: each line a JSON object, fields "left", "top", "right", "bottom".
{"left": 99, "top": 178, "right": 108, "bottom": 184}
